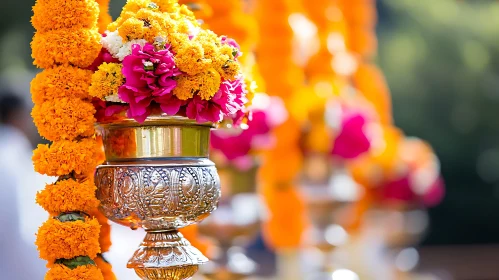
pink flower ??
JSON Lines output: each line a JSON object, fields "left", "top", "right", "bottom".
{"left": 332, "top": 113, "right": 371, "bottom": 159}
{"left": 87, "top": 48, "right": 119, "bottom": 71}
{"left": 381, "top": 176, "right": 416, "bottom": 203}
{"left": 119, "top": 43, "right": 182, "bottom": 122}
{"left": 186, "top": 95, "right": 223, "bottom": 123}
{"left": 210, "top": 97, "right": 283, "bottom": 169}
{"left": 186, "top": 78, "right": 247, "bottom": 123}
{"left": 92, "top": 98, "right": 128, "bottom": 122}
{"left": 422, "top": 177, "right": 445, "bottom": 207}
{"left": 211, "top": 129, "right": 253, "bottom": 161}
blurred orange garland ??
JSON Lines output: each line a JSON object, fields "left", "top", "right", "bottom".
{"left": 255, "top": 0, "right": 307, "bottom": 249}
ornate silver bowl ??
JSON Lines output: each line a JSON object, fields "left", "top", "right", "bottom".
{"left": 94, "top": 114, "right": 221, "bottom": 280}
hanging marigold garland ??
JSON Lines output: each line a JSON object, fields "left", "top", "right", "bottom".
{"left": 31, "top": 0, "right": 105, "bottom": 278}
{"left": 255, "top": 0, "right": 308, "bottom": 249}
{"left": 338, "top": 0, "right": 393, "bottom": 125}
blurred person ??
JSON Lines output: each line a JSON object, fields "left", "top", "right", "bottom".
{"left": 0, "top": 92, "right": 52, "bottom": 278}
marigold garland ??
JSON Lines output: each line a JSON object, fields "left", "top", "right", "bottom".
{"left": 45, "top": 264, "right": 104, "bottom": 280}
{"left": 32, "top": 97, "right": 96, "bottom": 141}
{"left": 31, "top": 27, "right": 102, "bottom": 69}
{"left": 31, "top": 66, "right": 94, "bottom": 104}
{"left": 36, "top": 218, "right": 101, "bottom": 263}
{"left": 32, "top": 0, "right": 99, "bottom": 33}
{"left": 255, "top": 0, "right": 308, "bottom": 248}
{"left": 32, "top": 0, "right": 104, "bottom": 276}
{"left": 36, "top": 179, "right": 100, "bottom": 215}
{"left": 33, "top": 138, "right": 100, "bottom": 177}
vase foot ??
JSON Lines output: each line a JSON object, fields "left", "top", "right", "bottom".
{"left": 127, "top": 230, "right": 208, "bottom": 280}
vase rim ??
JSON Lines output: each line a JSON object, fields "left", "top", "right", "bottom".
{"left": 97, "top": 113, "right": 215, "bottom": 128}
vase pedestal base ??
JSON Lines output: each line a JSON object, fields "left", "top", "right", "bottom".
{"left": 127, "top": 230, "right": 208, "bottom": 280}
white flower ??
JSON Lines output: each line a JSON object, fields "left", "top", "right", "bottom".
{"left": 101, "top": 31, "right": 124, "bottom": 58}
{"left": 116, "top": 39, "right": 147, "bottom": 61}
{"left": 104, "top": 94, "right": 125, "bottom": 103}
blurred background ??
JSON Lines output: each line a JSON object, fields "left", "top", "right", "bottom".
{"left": 2, "top": 0, "right": 499, "bottom": 279}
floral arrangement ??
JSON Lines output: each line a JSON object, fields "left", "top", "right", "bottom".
{"left": 89, "top": 0, "right": 250, "bottom": 124}
{"left": 211, "top": 93, "right": 287, "bottom": 170}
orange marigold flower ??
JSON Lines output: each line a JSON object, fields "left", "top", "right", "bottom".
{"left": 173, "top": 69, "right": 221, "bottom": 100}
{"left": 95, "top": 256, "right": 117, "bottom": 280}
{"left": 89, "top": 63, "right": 124, "bottom": 99}
{"left": 31, "top": 66, "right": 93, "bottom": 105}
{"left": 45, "top": 264, "right": 104, "bottom": 280}
{"left": 33, "top": 138, "right": 100, "bottom": 177}
{"left": 174, "top": 42, "right": 211, "bottom": 75}
{"left": 36, "top": 218, "right": 101, "bottom": 262}
{"left": 32, "top": 27, "right": 101, "bottom": 69}
{"left": 32, "top": 97, "right": 95, "bottom": 141}
{"left": 32, "top": 0, "right": 99, "bottom": 33}
{"left": 36, "top": 179, "right": 99, "bottom": 214}
{"left": 118, "top": 17, "right": 145, "bottom": 41}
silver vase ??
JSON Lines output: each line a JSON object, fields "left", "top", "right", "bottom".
{"left": 94, "top": 114, "right": 221, "bottom": 280}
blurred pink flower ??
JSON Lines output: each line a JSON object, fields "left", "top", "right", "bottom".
{"left": 332, "top": 113, "right": 371, "bottom": 159}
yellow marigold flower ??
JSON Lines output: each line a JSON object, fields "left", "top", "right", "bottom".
{"left": 46, "top": 264, "right": 104, "bottom": 280}
{"left": 175, "top": 42, "right": 212, "bottom": 75}
{"left": 32, "top": 98, "right": 95, "bottom": 141}
{"left": 118, "top": 17, "right": 145, "bottom": 41}
{"left": 216, "top": 58, "right": 241, "bottom": 81}
{"left": 32, "top": 27, "right": 101, "bottom": 69}
{"left": 107, "top": 11, "right": 137, "bottom": 32}
{"left": 32, "top": 0, "right": 99, "bottom": 33}
{"left": 89, "top": 63, "right": 124, "bottom": 99}
{"left": 122, "top": 0, "right": 152, "bottom": 14}
{"left": 168, "top": 32, "right": 189, "bottom": 52}
{"left": 173, "top": 69, "right": 221, "bottom": 100}
{"left": 36, "top": 217, "right": 101, "bottom": 263}
{"left": 33, "top": 138, "right": 100, "bottom": 177}
{"left": 136, "top": 9, "right": 173, "bottom": 41}
{"left": 31, "top": 66, "right": 93, "bottom": 105}
{"left": 156, "top": 0, "right": 180, "bottom": 13}
{"left": 36, "top": 179, "right": 99, "bottom": 215}
{"left": 193, "top": 30, "right": 219, "bottom": 58}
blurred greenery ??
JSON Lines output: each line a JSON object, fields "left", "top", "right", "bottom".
{"left": 1, "top": 0, "right": 498, "bottom": 245}
{"left": 377, "top": 0, "right": 499, "bottom": 244}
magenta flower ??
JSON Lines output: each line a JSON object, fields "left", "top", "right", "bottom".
{"left": 92, "top": 98, "right": 128, "bottom": 122}
{"left": 422, "top": 177, "right": 445, "bottom": 207}
{"left": 87, "top": 48, "right": 119, "bottom": 71}
{"left": 186, "top": 78, "right": 247, "bottom": 123}
{"left": 381, "top": 176, "right": 416, "bottom": 203}
{"left": 210, "top": 95, "right": 286, "bottom": 169}
{"left": 331, "top": 112, "right": 371, "bottom": 159}
{"left": 119, "top": 43, "right": 183, "bottom": 122}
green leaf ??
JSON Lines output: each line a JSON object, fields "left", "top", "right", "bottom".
{"left": 55, "top": 256, "right": 95, "bottom": 270}
{"left": 56, "top": 212, "right": 85, "bottom": 223}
